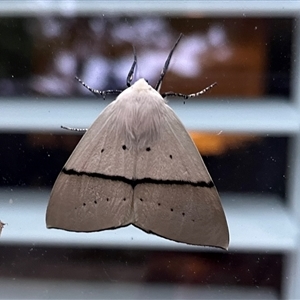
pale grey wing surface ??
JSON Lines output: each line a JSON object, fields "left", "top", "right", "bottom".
{"left": 133, "top": 105, "right": 229, "bottom": 249}
{"left": 46, "top": 174, "right": 134, "bottom": 231}
{"left": 134, "top": 105, "right": 213, "bottom": 182}
{"left": 46, "top": 102, "right": 136, "bottom": 231}
{"left": 64, "top": 102, "right": 135, "bottom": 178}
{"left": 133, "top": 184, "right": 228, "bottom": 249}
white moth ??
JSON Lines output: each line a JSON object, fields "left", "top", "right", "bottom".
{"left": 46, "top": 35, "right": 229, "bottom": 250}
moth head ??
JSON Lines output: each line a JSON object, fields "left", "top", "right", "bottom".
{"left": 131, "top": 78, "right": 153, "bottom": 91}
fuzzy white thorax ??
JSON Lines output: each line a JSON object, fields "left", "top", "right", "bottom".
{"left": 111, "top": 78, "right": 167, "bottom": 150}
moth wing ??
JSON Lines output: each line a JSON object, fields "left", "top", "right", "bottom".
{"left": 46, "top": 103, "right": 135, "bottom": 232}
{"left": 64, "top": 103, "right": 135, "bottom": 178}
{"left": 133, "top": 105, "right": 229, "bottom": 249}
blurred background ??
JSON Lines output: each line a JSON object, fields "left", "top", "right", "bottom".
{"left": 0, "top": 1, "right": 299, "bottom": 299}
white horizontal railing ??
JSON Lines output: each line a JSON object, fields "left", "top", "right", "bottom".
{"left": 0, "top": 189, "right": 297, "bottom": 253}
{"left": 0, "top": 0, "right": 298, "bottom": 17}
{"left": 0, "top": 98, "right": 298, "bottom": 135}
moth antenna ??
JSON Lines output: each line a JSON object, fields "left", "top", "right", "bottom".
{"left": 75, "top": 76, "right": 123, "bottom": 100}
{"left": 126, "top": 46, "right": 137, "bottom": 87}
{"left": 155, "top": 33, "right": 183, "bottom": 91}
{"left": 61, "top": 125, "right": 88, "bottom": 132}
{"left": 161, "top": 82, "right": 217, "bottom": 99}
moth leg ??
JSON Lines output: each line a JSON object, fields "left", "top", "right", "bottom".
{"left": 61, "top": 126, "right": 87, "bottom": 132}
{"left": 75, "top": 76, "right": 122, "bottom": 99}
{"left": 161, "top": 82, "right": 217, "bottom": 101}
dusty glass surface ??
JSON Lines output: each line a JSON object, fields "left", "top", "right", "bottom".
{"left": 0, "top": 14, "right": 294, "bottom": 300}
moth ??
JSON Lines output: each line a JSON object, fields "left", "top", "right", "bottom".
{"left": 46, "top": 34, "right": 229, "bottom": 250}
